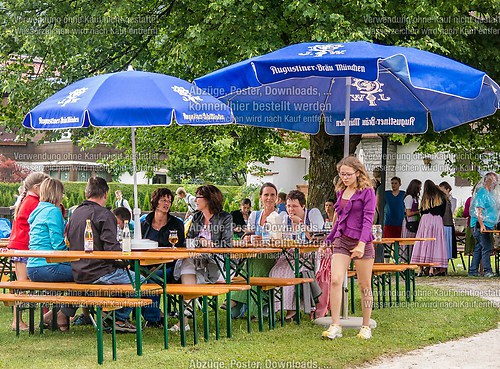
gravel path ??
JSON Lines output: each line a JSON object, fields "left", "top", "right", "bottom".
{"left": 358, "top": 276, "right": 500, "bottom": 369}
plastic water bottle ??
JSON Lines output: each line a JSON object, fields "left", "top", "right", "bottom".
{"left": 84, "top": 219, "right": 94, "bottom": 253}
{"left": 262, "top": 222, "right": 271, "bottom": 245}
{"left": 122, "top": 220, "right": 132, "bottom": 255}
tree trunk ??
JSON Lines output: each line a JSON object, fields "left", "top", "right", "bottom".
{"left": 308, "top": 129, "right": 361, "bottom": 209}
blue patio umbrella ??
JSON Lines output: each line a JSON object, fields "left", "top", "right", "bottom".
{"left": 23, "top": 68, "right": 233, "bottom": 244}
{"left": 195, "top": 41, "right": 500, "bottom": 319}
{"left": 195, "top": 41, "right": 499, "bottom": 156}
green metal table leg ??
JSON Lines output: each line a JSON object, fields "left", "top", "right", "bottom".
{"left": 280, "top": 287, "right": 285, "bottom": 327}
{"left": 203, "top": 296, "right": 209, "bottom": 342}
{"left": 39, "top": 307, "right": 44, "bottom": 334}
{"left": 246, "top": 259, "right": 251, "bottom": 334}
{"left": 268, "top": 289, "right": 274, "bottom": 330}
{"left": 29, "top": 305, "right": 35, "bottom": 335}
{"left": 96, "top": 307, "right": 104, "bottom": 365}
{"left": 133, "top": 260, "right": 143, "bottom": 356}
{"left": 112, "top": 310, "right": 117, "bottom": 361}
{"left": 15, "top": 304, "right": 20, "bottom": 336}
{"left": 412, "top": 270, "right": 416, "bottom": 302}
{"left": 214, "top": 296, "right": 220, "bottom": 340}
{"left": 257, "top": 287, "right": 263, "bottom": 332}
{"left": 381, "top": 274, "right": 387, "bottom": 308}
{"left": 179, "top": 297, "right": 186, "bottom": 347}
{"left": 192, "top": 300, "right": 198, "bottom": 345}
{"left": 224, "top": 254, "right": 232, "bottom": 338}
{"left": 294, "top": 248, "right": 300, "bottom": 324}
{"left": 394, "top": 241, "right": 400, "bottom": 264}
{"left": 162, "top": 263, "right": 168, "bottom": 349}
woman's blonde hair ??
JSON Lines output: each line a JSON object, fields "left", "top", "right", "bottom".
{"left": 335, "top": 156, "right": 372, "bottom": 191}
{"left": 14, "top": 172, "right": 49, "bottom": 218}
{"left": 420, "top": 180, "right": 444, "bottom": 211}
{"left": 39, "top": 178, "right": 65, "bottom": 205}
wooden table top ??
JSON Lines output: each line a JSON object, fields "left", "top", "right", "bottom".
{"left": 373, "top": 237, "right": 436, "bottom": 245}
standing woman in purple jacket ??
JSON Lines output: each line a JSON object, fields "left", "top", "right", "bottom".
{"left": 322, "top": 156, "right": 376, "bottom": 340}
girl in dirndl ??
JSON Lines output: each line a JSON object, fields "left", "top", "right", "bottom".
{"left": 410, "top": 180, "right": 448, "bottom": 276}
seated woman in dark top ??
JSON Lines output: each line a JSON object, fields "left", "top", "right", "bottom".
{"left": 170, "top": 185, "right": 233, "bottom": 332}
{"left": 230, "top": 198, "right": 252, "bottom": 238}
{"left": 141, "top": 188, "right": 185, "bottom": 281}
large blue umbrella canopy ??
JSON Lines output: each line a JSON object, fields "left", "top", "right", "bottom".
{"left": 23, "top": 69, "right": 233, "bottom": 243}
{"left": 195, "top": 41, "right": 499, "bottom": 141}
{"left": 195, "top": 41, "right": 500, "bottom": 318}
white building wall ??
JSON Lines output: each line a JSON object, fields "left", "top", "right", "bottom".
{"left": 395, "top": 142, "right": 472, "bottom": 208}
{"left": 118, "top": 171, "right": 150, "bottom": 185}
{"left": 247, "top": 155, "right": 309, "bottom": 193}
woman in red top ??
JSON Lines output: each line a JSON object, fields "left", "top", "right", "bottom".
{"left": 7, "top": 172, "right": 49, "bottom": 331}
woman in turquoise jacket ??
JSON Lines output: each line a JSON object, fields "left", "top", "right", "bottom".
{"left": 27, "top": 178, "right": 74, "bottom": 331}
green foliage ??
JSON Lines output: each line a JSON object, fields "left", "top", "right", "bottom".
{"left": 0, "top": 0, "right": 498, "bottom": 203}
{"left": 455, "top": 204, "right": 465, "bottom": 218}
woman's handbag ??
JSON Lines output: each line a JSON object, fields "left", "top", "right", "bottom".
{"left": 405, "top": 216, "right": 419, "bottom": 233}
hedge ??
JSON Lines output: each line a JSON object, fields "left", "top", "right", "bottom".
{"left": 0, "top": 182, "right": 261, "bottom": 213}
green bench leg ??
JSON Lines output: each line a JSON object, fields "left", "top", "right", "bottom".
{"left": 179, "top": 297, "right": 186, "bottom": 347}
{"left": 214, "top": 296, "right": 220, "bottom": 340}
{"left": 112, "top": 310, "right": 117, "bottom": 361}
{"left": 192, "top": 299, "right": 198, "bottom": 345}
{"left": 39, "top": 306, "right": 44, "bottom": 334}
{"left": 163, "top": 263, "right": 168, "bottom": 349}
{"left": 224, "top": 254, "right": 232, "bottom": 339}
{"left": 280, "top": 287, "right": 285, "bottom": 327}
{"left": 268, "top": 289, "right": 275, "bottom": 330}
{"left": 257, "top": 287, "right": 264, "bottom": 332}
{"left": 203, "top": 296, "right": 209, "bottom": 342}
{"left": 96, "top": 307, "right": 104, "bottom": 365}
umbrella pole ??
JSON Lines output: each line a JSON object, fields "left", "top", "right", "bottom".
{"left": 341, "top": 77, "right": 352, "bottom": 319}
{"left": 343, "top": 77, "right": 352, "bottom": 158}
{"left": 131, "top": 127, "right": 141, "bottom": 240}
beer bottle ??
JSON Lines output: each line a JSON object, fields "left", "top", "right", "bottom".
{"left": 84, "top": 219, "right": 94, "bottom": 253}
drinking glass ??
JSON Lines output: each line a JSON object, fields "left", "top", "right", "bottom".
{"left": 169, "top": 230, "right": 179, "bottom": 247}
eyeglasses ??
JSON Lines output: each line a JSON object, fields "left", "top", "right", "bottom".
{"left": 339, "top": 172, "right": 357, "bottom": 178}
{"left": 195, "top": 196, "right": 205, "bottom": 199}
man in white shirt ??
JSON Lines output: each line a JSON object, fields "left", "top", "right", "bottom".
{"left": 175, "top": 187, "right": 197, "bottom": 219}
{"left": 114, "top": 190, "right": 132, "bottom": 215}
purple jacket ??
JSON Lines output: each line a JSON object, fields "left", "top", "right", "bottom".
{"left": 326, "top": 187, "right": 376, "bottom": 244}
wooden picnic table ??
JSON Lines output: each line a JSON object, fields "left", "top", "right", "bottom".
{"left": 373, "top": 237, "right": 436, "bottom": 264}
{"left": 0, "top": 248, "right": 192, "bottom": 356}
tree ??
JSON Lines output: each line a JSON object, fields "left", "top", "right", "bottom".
{"left": 0, "top": 154, "right": 31, "bottom": 183}
{"left": 1, "top": 0, "right": 499, "bottom": 207}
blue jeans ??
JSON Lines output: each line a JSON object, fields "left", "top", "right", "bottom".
{"left": 93, "top": 268, "right": 161, "bottom": 322}
{"left": 28, "top": 263, "right": 74, "bottom": 282}
{"left": 470, "top": 226, "right": 493, "bottom": 275}
{"left": 27, "top": 263, "right": 77, "bottom": 317}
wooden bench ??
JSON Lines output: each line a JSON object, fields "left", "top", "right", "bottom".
{"left": 0, "top": 281, "right": 250, "bottom": 347}
{"left": 0, "top": 293, "right": 152, "bottom": 365}
{"left": 228, "top": 276, "right": 314, "bottom": 329}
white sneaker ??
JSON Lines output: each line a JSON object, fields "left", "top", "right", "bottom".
{"left": 321, "top": 324, "right": 342, "bottom": 339}
{"left": 357, "top": 325, "right": 372, "bottom": 339}
{"left": 168, "top": 324, "right": 190, "bottom": 332}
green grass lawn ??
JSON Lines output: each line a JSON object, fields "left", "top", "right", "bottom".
{"left": 0, "top": 283, "right": 498, "bottom": 369}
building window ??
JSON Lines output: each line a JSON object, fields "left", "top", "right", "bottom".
{"left": 78, "top": 171, "right": 90, "bottom": 182}
{"left": 153, "top": 174, "right": 167, "bottom": 184}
